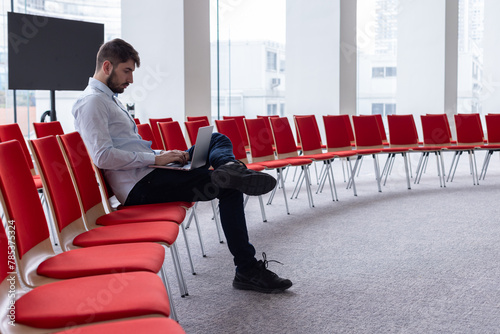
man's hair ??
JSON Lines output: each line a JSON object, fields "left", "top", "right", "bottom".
{"left": 96, "top": 38, "right": 140, "bottom": 71}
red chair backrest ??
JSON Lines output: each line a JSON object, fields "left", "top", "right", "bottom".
{"left": 58, "top": 132, "right": 104, "bottom": 212}
{"left": 33, "top": 121, "right": 64, "bottom": 138}
{"left": 185, "top": 120, "right": 208, "bottom": 146}
{"left": 269, "top": 117, "right": 299, "bottom": 158}
{"left": 420, "top": 114, "right": 452, "bottom": 145}
{"left": 186, "top": 116, "right": 210, "bottom": 125}
{"left": 0, "top": 123, "right": 36, "bottom": 171}
{"left": 256, "top": 115, "right": 279, "bottom": 145}
{"left": 215, "top": 119, "right": 247, "bottom": 161}
{"left": 485, "top": 114, "right": 500, "bottom": 144}
{"left": 352, "top": 115, "right": 384, "bottom": 149}
{"left": 149, "top": 118, "right": 173, "bottom": 150}
{"left": 223, "top": 116, "right": 248, "bottom": 147}
{"left": 294, "top": 115, "right": 323, "bottom": 148}
{"left": 387, "top": 114, "right": 419, "bottom": 147}
{"left": 323, "top": 115, "right": 354, "bottom": 151}
{"left": 0, "top": 140, "right": 50, "bottom": 259}
{"left": 136, "top": 123, "right": 159, "bottom": 149}
{"left": 157, "top": 121, "right": 188, "bottom": 151}
{"left": 244, "top": 118, "right": 275, "bottom": 159}
{"left": 134, "top": 118, "right": 141, "bottom": 125}
{"left": 30, "top": 136, "right": 83, "bottom": 233}
{"left": 294, "top": 115, "right": 323, "bottom": 154}
{"left": 454, "top": 114, "right": 484, "bottom": 145}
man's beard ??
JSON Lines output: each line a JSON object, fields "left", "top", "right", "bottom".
{"left": 106, "top": 69, "right": 126, "bottom": 94}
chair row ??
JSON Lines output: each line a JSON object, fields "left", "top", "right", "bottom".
{"left": 0, "top": 137, "right": 186, "bottom": 333}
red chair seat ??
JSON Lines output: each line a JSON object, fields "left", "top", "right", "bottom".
{"left": 255, "top": 160, "right": 290, "bottom": 169}
{"left": 246, "top": 163, "right": 266, "bottom": 172}
{"left": 53, "top": 317, "right": 186, "bottom": 334}
{"left": 97, "top": 204, "right": 186, "bottom": 226}
{"left": 73, "top": 221, "right": 179, "bottom": 247}
{"left": 284, "top": 157, "right": 313, "bottom": 166}
{"left": 480, "top": 144, "right": 500, "bottom": 150}
{"left": 15, "top": 272, "right": 170, "bottom": 329}
{"left": 37, "top": 242, "right": 165, "bottom": 279}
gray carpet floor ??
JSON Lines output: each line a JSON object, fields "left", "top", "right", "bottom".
{"left": 166, "top": 151, "right": 500, "bottom": 334}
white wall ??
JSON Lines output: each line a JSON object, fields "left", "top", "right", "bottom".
{"left": 286, "top": 0, "right": 340, "bottom": 119}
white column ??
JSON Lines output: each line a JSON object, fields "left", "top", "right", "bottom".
{"left": 184, "top": 0, "right": 211, "bottom": 120}
{"left": 121, "top": 0, "right": 211, "bottom": 123}
{"left": 286, "top": 0, "right": 340, "bottom": 120}
{"left": 339, "top": 0, "right": 357, "bottom": 116}
{"left": 482, "top": 0, "right": 500, "bottom": 116}
{"left": 397, "top": 0, "right": 458, "bottom": 137}
{"left": 444, "top": 0, "right": 459, "bottom": 134}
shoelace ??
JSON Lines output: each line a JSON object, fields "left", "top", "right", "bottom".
{"left": 261, "top": 252, "right": 284, "bottom": 269}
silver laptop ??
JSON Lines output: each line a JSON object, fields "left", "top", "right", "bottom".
{"left": 150, "top": 125, "right": 213, "bottom": 171}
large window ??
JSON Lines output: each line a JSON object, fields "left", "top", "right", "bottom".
{"left": 457, "top": 0, "right": 484, "bottom": 115}
{"left": 357, "top": 0, "right": 398, "bottom": 116}
{"left": 210, "top": 0, "right": 286, "bottom": 120}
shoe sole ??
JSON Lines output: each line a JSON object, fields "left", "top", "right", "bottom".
{"left": 211, "top": 169, "right": 277, "bottom": 196}
{"left": 232, "top": 280, "right": 292, "bottom": 294}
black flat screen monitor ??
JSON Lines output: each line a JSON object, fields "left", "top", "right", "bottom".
{"left": 8, "top": 12, "right": 104, "bottom": 91}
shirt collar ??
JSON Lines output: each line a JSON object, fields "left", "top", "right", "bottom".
{"left": 88, "top": 77, "right": 115, "bottom": 99}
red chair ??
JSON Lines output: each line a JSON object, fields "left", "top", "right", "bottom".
{"left": 0, "top": 123, "right": 43, "bottom": 188}
{"left": 354, "top": 115, "right": 413, "bottom": 189}
{"left": 134, "top": 118, "right": 141, "bottom": 124}
{"left": 187, "top": 115, "right": 210, "bottom": 125}
{"left": 149, "top": 117, "right": 173, "bottom": 149}
{"left": 223, "top": 115, "right": 248, "bottom": 148}
{"left": 0, "top": 123, "right": 57, "bottom": 245}
{"left": 244, "top": 118, "right": 310, "bottom": 214}
{"left": 272, "top": 116, "right": 344, "bottom": 204}
{"left": 294, "top": 115, "right": 326, "bottom": 150}
{"left": 295, "top": 115, "right": 352, "bottom": 200}
{"left": 480, "top": 114, "right": 500, "bottom": 179}
{"left": 256, "top": 115, "right": 279, "bottom": 148}
{"left": 215, "top": 119, "right": 269, "bottom": 221}
{"left": 264, "top": 117, "right": 315, "bottom": 207}
{"left": 416, "top": 114, "right": 476, "bottom": 187}
{"left": 185, "top": 120, "right": 209, "bottom": 146}
{"left": 362, "top": 114, "right": 389, "bottom": 146}
{"left": 452, "top": 114, "right": 497, "bottom": 184}
{"left": 351, "top": 115, "right": 399, "bottom": 192}
{"left": 0, "top": 224, "right": 173, "bottom": 333}
{"left": 137, "top": 123, "right": 162, "bottom": 149}
{"left": 33, "top": 121, "right": 64, "bottom": 138}
{"left": 157, "top": 120, "right": 188, "bottom": 151}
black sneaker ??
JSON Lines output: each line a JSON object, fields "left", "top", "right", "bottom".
{"left": 211, "top": 161, "right": 277, "bottom": 196}
{"left": 233, "top": 253, "right": 292, "bottom": 293}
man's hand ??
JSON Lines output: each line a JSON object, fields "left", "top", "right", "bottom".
{"left": 154, "top": 150, "right": 190, "bottom": 166}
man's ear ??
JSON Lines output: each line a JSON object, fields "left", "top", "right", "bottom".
{"left": 102, "top": 60, "right": 113, "bottom": 75}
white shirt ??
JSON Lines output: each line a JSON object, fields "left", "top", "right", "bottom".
{"left": 72, "top": 78, "right": 158, "bottom": 204}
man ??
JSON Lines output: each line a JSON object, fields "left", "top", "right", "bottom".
{"left": 72, "top": 38, "right": 292, "bottom": 293}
